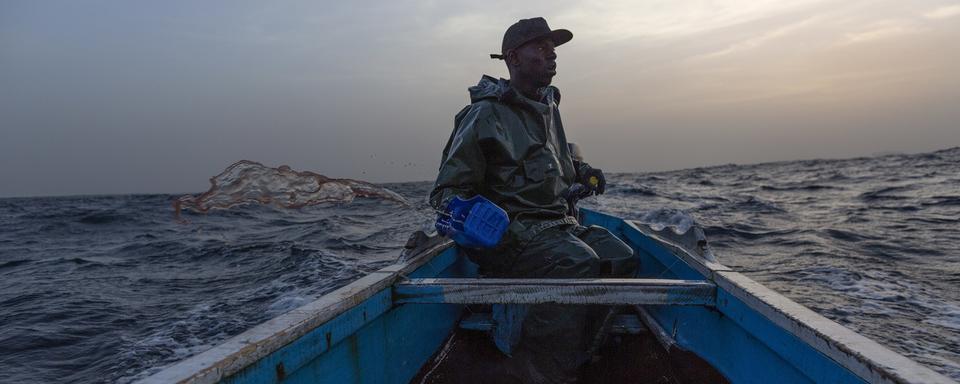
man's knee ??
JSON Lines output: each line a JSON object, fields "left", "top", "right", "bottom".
{"left": 517, "top": 227, "right": 601, "bottom": 278}
{"left": 576, "top": 225, "right": 638, "bottom": 277}
{"left": 544, "top": 238, "right": 600, "bottom": 278}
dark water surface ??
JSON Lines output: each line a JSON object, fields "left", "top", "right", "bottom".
{"left": 1, "top": 148, "right": 958, "bottom": 382}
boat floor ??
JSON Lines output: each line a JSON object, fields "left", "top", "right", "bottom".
{"left": 411, "top": 321, "right": 728, "bottom": 384}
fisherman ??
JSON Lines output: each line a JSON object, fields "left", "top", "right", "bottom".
{"left": 429, "top": 17, "right": 638, "bottom": 383}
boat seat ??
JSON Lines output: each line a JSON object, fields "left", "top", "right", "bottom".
{"left": 459, "top": 312, "right": 647, "bottom": 335}
{"left": 394, "top": 278, "right": 717, "bottom": 306}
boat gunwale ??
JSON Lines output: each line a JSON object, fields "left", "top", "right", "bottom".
{"left": 138, "top": 208, "right": 955, "bottom": 384}
{"left": 622, "top": 217, "right": 954, "bottom": 384}
{"left": 135, "top": 238, "right": 454, "bottom": 384}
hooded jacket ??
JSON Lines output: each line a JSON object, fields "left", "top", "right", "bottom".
{"left": 429, "top": 75, "right": 591, "bottom": 228}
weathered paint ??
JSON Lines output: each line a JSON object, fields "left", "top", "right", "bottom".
{"left": 137, "top": 238, "right": 464, "bottom": 384}
{"left": 458, "top": 313, "right": 497, "bottom": 331}
{"left": 223, "top": 289, "right": 395, "bottom": 384}
{"left": 715, "top": 270, "right": 956, "bottom": 384}
{"left": 393, "top": 278, "right": 716, "bottom": 306}
{"left": 607, "top": 313, "right": 647, "bottom": 334}
{"left": 580, "top": 208, "right": 955, "bottom": 384}
{"left": 460, "top": 312, "right": 647, "bottom": 334}
{"left": 138, "top": 270, "right": 400, "bottom": 384}
{"left": 626, "top": 220, "right": 732, "bottom": 279}
{"left": 634, "top": 306, "right": 675, "bottom": 350}
{"left": 139, "top": 209, "right": 956, "bottom": 384}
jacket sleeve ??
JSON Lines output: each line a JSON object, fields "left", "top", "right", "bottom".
{"left": 573, "top": 159, "right": 593, "bottom": 181}
{"left": 429, "top": 104, "right": 490, "bottom": 211}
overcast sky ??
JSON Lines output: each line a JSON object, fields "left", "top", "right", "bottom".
{"left": 2, "top": 0, "right": 959, "bottom": 197}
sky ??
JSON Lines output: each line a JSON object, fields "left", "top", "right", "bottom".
{"left": 1, "top": 0, "right": 959, "bottom": 197}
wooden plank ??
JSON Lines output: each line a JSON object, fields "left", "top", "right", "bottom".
{"left": 393, "top": 278, "right": 716, "bottom": 306}
{"left": 609, "top": 314, "right": 647, "bottom": 334}
{"left": 715, "top": 271, "right": 956, "bottom": 384}
{"left": 634, "top": 306, "right": 676, "bottom": 350}
{"left": 459, "top": 312, "right": 647, "bottom": 334}
{"left": 459, "top": 313, "right": 497, "bottom": 331}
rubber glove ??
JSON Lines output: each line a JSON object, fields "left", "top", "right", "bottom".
{"left": 579, "top": 167, "right": 606, "bottom": 195}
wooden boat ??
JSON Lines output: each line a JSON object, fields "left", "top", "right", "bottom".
{"left": 138, "top": 209, "right": 955, "bottom": 384}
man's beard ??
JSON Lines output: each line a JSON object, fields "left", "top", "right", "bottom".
{"left": 533, "top": 70, "right": 554, "bottom": 88}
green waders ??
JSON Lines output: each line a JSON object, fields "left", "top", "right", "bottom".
{"left": 466, "top": 223, "right": 638, "bottom": 383}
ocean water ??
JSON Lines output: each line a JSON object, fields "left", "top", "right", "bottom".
{"left": 1, "top": 147, "right": 958, "bottom": 383}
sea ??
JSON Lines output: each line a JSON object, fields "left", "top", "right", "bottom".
{"left": 1, "top": 147, "right": 958, "bottom": 383}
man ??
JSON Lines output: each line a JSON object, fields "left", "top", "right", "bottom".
{"left": 429, "top": 18, "right": 638, "bottom": 383}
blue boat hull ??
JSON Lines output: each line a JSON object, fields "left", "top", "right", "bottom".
{"left": 139, "top": 209, "right": 954, "bottom": 384}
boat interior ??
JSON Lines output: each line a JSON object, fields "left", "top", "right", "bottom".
{"left": 139, "top": 209, "right": 954, "bottom": 384}
{"left": 410, "top": 305, "right": 729, "bottom": 384}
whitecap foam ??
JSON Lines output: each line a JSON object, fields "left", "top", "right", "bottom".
{"left": 636, "top": 208, "right": 696, "bottom": 235}
{"left": 266, "top": 294, "right": 310, "bottom": 316}
{"left": 923, "top": 304, "right": 960, "bottom": 331}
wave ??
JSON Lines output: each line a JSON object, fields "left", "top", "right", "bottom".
{"left": 904, "top": 216, "right": 960, "bottom": 225}
{"left": 619, "top": 186, "right": 659, "bottom": 197}
{"left": 858, "top": 185, "right": 915, "bottom": 201}
{"left": 4, "top": 146, "right": 960, "bottom": 381}
{"left": 78, "top": 210, "right": 130, "bottom": 225}
{"left": 922, "top": 196, "right": 960, "bottom": 206}
{"left": 701, "top": 225, "right": 800, "bottom": 241}
{"left": 0, "top": 259, "right": 31, "bottom": 270}
{"left": 323, "top": 237, "right": 393, "bottom": 252}
{"left": 820, "top": 228, "right": 882, "bottom": 243}
{"left": 731, "top": 196, "right": 788, "bottom": 214}
{"left": 759, "top": 184, "right": 837, "bottom": 192}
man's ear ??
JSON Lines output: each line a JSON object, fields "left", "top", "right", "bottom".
{"left": 506, "top": 50, "right": 520, "bottom": 67}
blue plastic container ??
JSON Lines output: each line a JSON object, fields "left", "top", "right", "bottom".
{"left": 436, "top": 196, "right": 509, "bottom": 249}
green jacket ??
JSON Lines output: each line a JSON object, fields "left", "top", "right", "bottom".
{"left": 429, "top": 75, "right": 591, "bottom": 227}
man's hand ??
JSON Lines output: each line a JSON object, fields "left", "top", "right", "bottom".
{"left": 579, "top": 167, "right": 606, "bottom": 195}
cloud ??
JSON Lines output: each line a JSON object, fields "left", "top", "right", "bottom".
{"left": 3, "top": 0, "right": 960, "bottom": 195}
{"left": 924, "top": 4, "right": 960, "bottom": 19}
{"left": 552, "top": 0, "right": 827, "bottom": 42}
{"left": 432, "top": 12, "right": 503, "bottom": 41}
{"left": 839, "top": 20, "right": 925, "bottom": 45}
{"left": 695, "top": 15, "right": 823, "bottom": 59}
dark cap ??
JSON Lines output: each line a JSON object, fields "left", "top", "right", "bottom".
{"left": 490, "top": 17, "right": 572, "bottom": 60}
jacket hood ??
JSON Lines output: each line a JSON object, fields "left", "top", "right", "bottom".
{"left": 469, "top": 75, "right": 561, "bottom": 106}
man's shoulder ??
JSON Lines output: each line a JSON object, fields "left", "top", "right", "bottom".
{"left": 468, "top": 98, "right": 509, "bottom": 112}
{"left": 455, "top": 99, "right": 507, "bottom": 123}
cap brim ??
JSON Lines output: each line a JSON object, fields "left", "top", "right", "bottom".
{"left": 490, "top": 28, "right": 574, "bottom": 60}
{"left": 548, "top": 29, "right": 573, "bottom": 47}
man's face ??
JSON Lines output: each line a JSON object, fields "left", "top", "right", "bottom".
{"left": 509, "top": 37, "right": 557, "bottom": 88}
